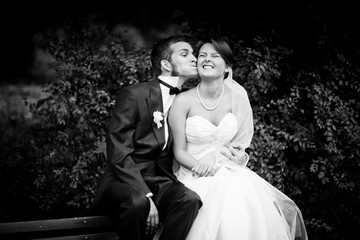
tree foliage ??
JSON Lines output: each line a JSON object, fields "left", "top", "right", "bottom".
{"left": 1, "top": 16, "right": 359, "bottom": 240}
{"left": 183, "top": 17, "right": 360, "bottom": 240}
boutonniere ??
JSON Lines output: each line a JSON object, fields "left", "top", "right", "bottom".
{"left": 153, "top": 110, "right": 164, "bottom": 129}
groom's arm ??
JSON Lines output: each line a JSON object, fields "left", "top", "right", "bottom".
{"left": 222, "top": 82, "right": 253, "bottom": 167}
{"left": 220, "top": 142, "right": 249, "bottom": 166}
{"left": 107, "top": 86, "right": 151, "bottom": 195}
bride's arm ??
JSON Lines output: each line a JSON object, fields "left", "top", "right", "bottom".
{"left": 169, "top": 93, "right": 216, "bottom": 177}
{"left": 168, "top": 93, "right": 197, "bottom": 170}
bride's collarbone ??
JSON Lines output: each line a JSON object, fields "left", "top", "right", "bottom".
{"left": 188, "top": 110, "right": 233, "bottom": 127}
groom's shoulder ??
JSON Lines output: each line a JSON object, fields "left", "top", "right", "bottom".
{"left": 113, "top": 82, "right": 151, "bottom": 103}
{"left": 119, "top": 80, "right": 152, "bottom": 93}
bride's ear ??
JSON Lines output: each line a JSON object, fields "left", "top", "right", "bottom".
{"left": 225, "top": 67, "right": 233, "bottom": 80}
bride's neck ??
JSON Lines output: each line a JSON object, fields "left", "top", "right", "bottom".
{"left": 199, "top": 80, "right": 223, "bottom": 98}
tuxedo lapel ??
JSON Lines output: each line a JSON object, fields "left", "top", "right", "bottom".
{"left": 146, "top": 80, "right": 165, "bottom": 149}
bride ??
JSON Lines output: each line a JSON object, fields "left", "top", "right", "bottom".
{"left": 168, "top": 38, "right": 308, "bottom": 240}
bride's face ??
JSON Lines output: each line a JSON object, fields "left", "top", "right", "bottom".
{"left": 197, "top": 43, "right": 226, "bottom": 80}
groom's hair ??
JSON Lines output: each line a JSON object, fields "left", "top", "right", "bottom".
{"left": 150, "top": 35, "right": 191, "bottom": 77}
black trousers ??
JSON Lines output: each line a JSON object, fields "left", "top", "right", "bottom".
{"left": 101, "top": 180, "right": 202, "bottom": 240}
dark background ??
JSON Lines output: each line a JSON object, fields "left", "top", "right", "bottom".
{"left": 1, "top": 2, "right": 359, "bottom": 239}
{"left": 1, "top": 1, "right": 359, "bottom": 84}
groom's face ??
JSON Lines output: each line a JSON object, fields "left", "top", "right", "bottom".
{"left": 169, "top": 42, "right": 198, "bottom": 79}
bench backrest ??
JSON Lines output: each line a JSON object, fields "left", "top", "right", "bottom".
{"left": 0, "top": 215, "right": 118, "bottom": 240}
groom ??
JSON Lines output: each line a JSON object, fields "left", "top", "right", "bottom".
{"left": 91, "top": 35, "right": 202, "bottom": 240}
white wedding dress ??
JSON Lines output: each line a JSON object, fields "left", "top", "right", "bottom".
{"left": 174, "top": 112, "right": 307, "bottom": 240}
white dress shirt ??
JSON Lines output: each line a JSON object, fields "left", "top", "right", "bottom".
{"left": 158, "top": 76, "right": 179, "bottom": 150}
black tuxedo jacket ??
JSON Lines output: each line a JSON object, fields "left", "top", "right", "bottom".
{"left": 92, "top": 79, "right": 179, "bottom": 209}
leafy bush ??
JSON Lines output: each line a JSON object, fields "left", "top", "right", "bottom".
{"left": 1, "top": 17, "right": 359, "bottom": 240}
{"left": 187, "top": 27, "right": 360, "bottom": 239}
{"left": 31, "top": 22, "right": 153, "bottom": 215}
{"left": 233, "top": 36, "right": 360, "bottom": 240}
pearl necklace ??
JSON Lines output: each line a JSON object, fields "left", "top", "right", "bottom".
{"left": 196, "top": 83, "right": 224, "bottom": 111}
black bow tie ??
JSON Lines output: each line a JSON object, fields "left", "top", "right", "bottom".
{"left": 158, "top": 79, "right": 181, "bottom": 95}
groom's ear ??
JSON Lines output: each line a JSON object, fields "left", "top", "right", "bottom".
{"left": 161, "top": 60, "right": 172, "bottom": 72}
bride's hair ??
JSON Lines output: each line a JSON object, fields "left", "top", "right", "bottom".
{"left": 210, "top": 39, "right": 235, "bottom": 67}
{"left": 197, "top": 38, "right": 235, "bottom": 79}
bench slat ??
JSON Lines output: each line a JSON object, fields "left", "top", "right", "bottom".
{"left": 0, "top": 216, "right": 114, "bottom": 234}
{"left": 39, "top": 232, "right": 119, "bottom": 240}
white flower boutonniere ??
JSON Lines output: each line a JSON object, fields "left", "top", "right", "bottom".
{"left": 153, "top": 110, "right": 164, "bottom": 129}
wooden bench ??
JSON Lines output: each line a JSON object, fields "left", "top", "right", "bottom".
{"left": 0, "top": 215, "right": 119, "bottom": 240}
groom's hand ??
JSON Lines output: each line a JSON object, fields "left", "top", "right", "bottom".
{"left": 221, "top": 142, "right": 248, "bottom": 165}
{"left": 145, "top": 197, "right": 159, "bottom": 235}
{"left": 192, "top": 152, "right": 217, "bottom": 177}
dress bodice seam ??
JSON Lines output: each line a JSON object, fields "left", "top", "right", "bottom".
{"left": 186, "top": 112, "right": 235, "bottom": 128}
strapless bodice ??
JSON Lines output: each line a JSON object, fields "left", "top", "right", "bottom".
{"left": 185, "top": 112, "right": 237, "bottom": 159}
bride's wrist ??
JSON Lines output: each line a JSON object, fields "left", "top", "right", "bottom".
{"left": 190, "top": 161, "right": 198, "bottom": 172}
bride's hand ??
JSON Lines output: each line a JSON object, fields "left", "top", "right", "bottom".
{"left": 192, "top": 152, "right": 217, "bottom": 177}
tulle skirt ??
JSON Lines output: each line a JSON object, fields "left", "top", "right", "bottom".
{"left": 176, "top": 164, "right": 308, "bottom": 240}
